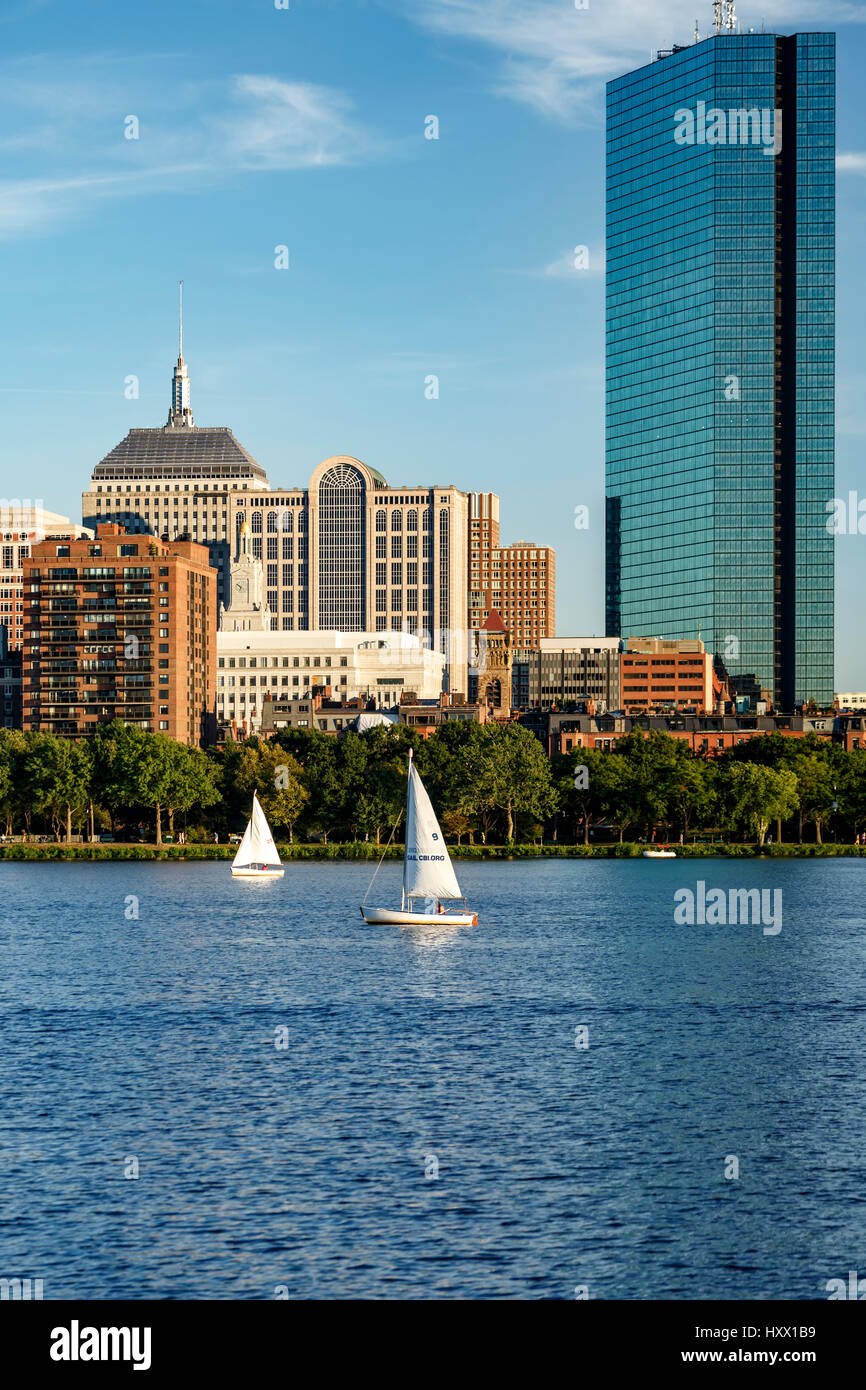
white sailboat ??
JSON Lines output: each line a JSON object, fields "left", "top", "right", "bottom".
{"left": 360, "top": 750, "right": 477, "bottom": 926}
{"left": 231, "top": 791, "right": 285, "bottom": 878}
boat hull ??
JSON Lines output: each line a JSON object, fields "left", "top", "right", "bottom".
{"left": 361, "top": 906, "right": 477, "bottom": 926}
{"left": 642, "top": 850, "right": 676, "bottom": 858}
{"left": 231, "top": 867, "right": 285, "bottom": 878}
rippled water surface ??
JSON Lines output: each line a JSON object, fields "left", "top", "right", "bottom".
{"left": 1, "top": 857, "right": 865, "bottom": 1299}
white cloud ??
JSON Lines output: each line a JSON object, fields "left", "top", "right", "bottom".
{"left": 410, "top": 0, "right": 865, "bottom": 121}
{"left": 837, "top": 152, "right": 866, "bottom": 173}
{"left": 217, "top": 75, "right": 374, "bottom": 169}
{"left": 0, "top": 56, "right": 381, "bottom": 236}
{"left": 541, "top": 248, "right": 604, "bottom": 279}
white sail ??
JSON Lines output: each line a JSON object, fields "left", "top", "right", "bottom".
{"left": 403, "top": 762, "right": 462, "bottom": 902}
{"left": 232, "top": 792, "right": 282, "bottom": 869}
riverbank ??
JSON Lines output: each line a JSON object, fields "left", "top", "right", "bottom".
{"left": 1, "top": 841, "right": 864, "bottom": 861}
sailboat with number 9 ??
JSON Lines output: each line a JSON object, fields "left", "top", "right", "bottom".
{"left": 360, "top": 749, "right": 477, "bottom": 925}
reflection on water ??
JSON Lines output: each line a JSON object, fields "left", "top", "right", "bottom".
{"left": 0, "top": 857, "right": 865, "bottom": 1299}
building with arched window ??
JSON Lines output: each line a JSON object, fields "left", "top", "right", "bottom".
{"left": 226, "top": 457, "right": 468, "bottom": 694}
{"left": 82, "top": 340, "right": 469, "bottom": 694}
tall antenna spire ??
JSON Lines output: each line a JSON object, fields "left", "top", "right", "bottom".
{"left": 168, "top": 280, "right": 194, "bottom": 429}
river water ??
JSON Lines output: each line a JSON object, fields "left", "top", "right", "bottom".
{"left": 0, "top": 858, "right": 864, "bottom": 1299}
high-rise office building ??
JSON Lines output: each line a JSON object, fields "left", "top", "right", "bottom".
{"left": 468, "top": 492, "right": 555, "bottom": 646}
{"left": 84, "top": 335, "right": 468, "bottom": 693}
{"left": 605, "top": 27, "right": 834, "bottom": 707}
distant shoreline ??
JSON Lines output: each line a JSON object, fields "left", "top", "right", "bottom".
{"left": 0, "top": 843, "right": 863, "bottom": 862}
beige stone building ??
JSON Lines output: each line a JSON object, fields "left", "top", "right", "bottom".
{"left": 216, "top": 629, "right": 446, "bottom": 734}
{"left": 84, "top": 347, "right": 468, "bottom": 692}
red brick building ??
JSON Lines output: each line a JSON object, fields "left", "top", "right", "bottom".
{"left": 621, "top": 637, "right": 727, "bottom": 714}
{"left": 22, "top": 523, "right": 216, "bottom": 745}
{"left": 468, "top": 492, "right": 555, "bottom": 648}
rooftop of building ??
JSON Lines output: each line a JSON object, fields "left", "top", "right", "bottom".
{"left": 91, "top": 426, "right": 269, "bottom": 481}
{"left": 216, "top": 628, "right": 444, "bottom": 656}
{"left": 538, "top": 636, "right": 622, "bottom": 652}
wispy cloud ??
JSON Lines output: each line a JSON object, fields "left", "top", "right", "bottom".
{"left": 216, "top": 75, "right": 377, "bottom": 170}
{"left": 540, "top": 248, "right": 604, "bottom": 279}
{"left": 409, "top": 0, "right": 866, "bottom": 121}
{"left": 0, "top": 55, "right": 382, "bottom": 236}
{"left": 837, "top": 152, "right": 866, "bottom": 173}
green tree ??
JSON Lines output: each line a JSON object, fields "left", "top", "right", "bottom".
{"left": 789, "top": 750, "right": 835, "bottom": 844}
{"left": 717, "top": 763, "right": 799, "bottom": 846}
{"left": 668, "top": 749, "right": 713, "bottom": 842}
{"left": 478, "top": 723, "right": 555, "bottom": 843}
{"left": 162, "top": 741, "right": 221, "bottom": 837}
{"left": 552, "top": 746, "right": 609, "bottom": 845}
{"left": 0, "top": 729, "right": 27, "bottom": 836}
{"left": 23, "top": 733, "right": 92, "bottom": 843}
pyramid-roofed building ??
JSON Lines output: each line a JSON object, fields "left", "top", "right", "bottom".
{"left": 92, "top": 425, "right": 268, "bottom": 482}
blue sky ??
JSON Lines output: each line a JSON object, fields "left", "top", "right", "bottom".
{"left": 1, "top": 0, "right": 864, "bottom": 685}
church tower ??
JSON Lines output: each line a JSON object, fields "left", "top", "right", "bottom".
{"left": 476, "top": 610, "right": 512, "bottom": 717}
{"left": 219, "top": 522, "right": 273, "bottom": 631}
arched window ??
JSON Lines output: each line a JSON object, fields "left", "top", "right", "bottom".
{"left": 407, "top": 509, "right": 418, "bottom": 532}
{"left": 236, "top": 511, "right": 245, "bottom": 528}
{"left": 251, "top": 511, "right": 263, "bottom": 534}
{"left": 266, "top": 510, "right": 277, "bottom": 533}
{"left": 375, "top": 509, "right": 386, "bottom": 532}
{"left": 391, "top": 509, "right": 402, "bottom": 531}
{"left": 280, "top": 508, "right": 293, "bottom": 531}
{"left": 317, "top": 465, "right": 364, "bottom": 630}
{"left": 422, "top": 508, "right": 432, "bottom": 531}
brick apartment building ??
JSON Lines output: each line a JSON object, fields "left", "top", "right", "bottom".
{"left": 468, "top": 492, "right": 555, "bottom": 648}
{"left": 22, "top": 523, "right": 216, "bottom": 745}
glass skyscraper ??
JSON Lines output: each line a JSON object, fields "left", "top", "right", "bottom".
{"left": 605, "top": 31, "right": 834, "bottom": 707}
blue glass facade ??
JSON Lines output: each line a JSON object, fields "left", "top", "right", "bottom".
{"left": 605, "top": 33, "right": 834, "bottom": 707}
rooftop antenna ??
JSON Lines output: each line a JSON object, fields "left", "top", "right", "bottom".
{"left": 178, "top": 279, "right": 183, "bottom": 361}
{"left": 725, "top": 0, "right": 736, "bottom": 30}
{"left": 695, "top": 18, "right": 701, "bottom": 41}
{"left": 713, "top": 0, "right": 722, "bottom": 34}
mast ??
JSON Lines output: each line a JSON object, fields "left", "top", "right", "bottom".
{"left": 168, "top": 278, "right": 194, "bottom": 428}
{"left": 402, "top": 749, "right": 413, "bottom": 910}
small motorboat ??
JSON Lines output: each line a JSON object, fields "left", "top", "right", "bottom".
{"left": 231, "top": 791, "right": 285, "bottom": 878}
{"left": 642, "top": 847, "right": 677, "bottom": 858}
{"left": 360, "top": 751, "right": 477, "bottom": 926}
